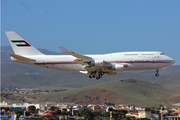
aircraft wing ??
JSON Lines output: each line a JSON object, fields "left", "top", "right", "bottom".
{"left": 59, "top": 46, "right": 114, "bottom": 72}
{"left": 59, "top": 46, "right": 93, "bottom": 62}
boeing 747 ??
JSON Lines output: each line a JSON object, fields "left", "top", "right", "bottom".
{"left": 6, "top": 31, "right": 175, "bottom": 80}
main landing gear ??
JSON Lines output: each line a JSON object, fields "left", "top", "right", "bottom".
{"left": 89, "top": 71, "right": 104, "bottom": 80}
{"left": 155, "top": 70, "right": 159, "bottom": 77}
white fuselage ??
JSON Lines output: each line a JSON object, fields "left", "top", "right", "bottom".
{"left": 12, "top": 51, "right": 175, "bottom": 72}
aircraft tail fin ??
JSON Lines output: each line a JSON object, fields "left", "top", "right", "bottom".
{"left": 5, "top": 31, "right": 44, "bottom": 55}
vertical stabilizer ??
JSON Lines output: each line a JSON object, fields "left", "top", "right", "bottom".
{"left": 5, "top": 31, "right": 44, "bottom": 55}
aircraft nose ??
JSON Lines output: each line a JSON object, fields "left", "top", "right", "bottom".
{"left": 169, "top": 57, "right": 175, "bottom": 65}
{"left": 171, "top": 59, "right": 175, "bottom": 64}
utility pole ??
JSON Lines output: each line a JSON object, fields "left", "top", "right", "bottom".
{"left": 161, "top": 106, "right": 163, "bottom": 120}
{"left": 110, "top": 111, "right": 112, "bottom": 120}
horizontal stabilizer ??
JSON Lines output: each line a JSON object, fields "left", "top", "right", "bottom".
{"left": 10, "top": 54, "right": 35, "bottom": 61}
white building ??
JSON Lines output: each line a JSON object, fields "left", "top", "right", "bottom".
{"left": 138, "top": 110, "right": 151, "bottom": 119}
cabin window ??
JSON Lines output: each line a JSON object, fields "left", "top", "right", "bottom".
{"left": 160, "top": 53, "right": 165, "bottom": 55}
{"left": 141, "top": 54, "right": 153, "bottom": 55}
{"left": 124, "top": 54, "right": 138, "bottom": 55}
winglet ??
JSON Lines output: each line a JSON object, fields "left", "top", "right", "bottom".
{"left": 59, "top": 46, "right": 70, "bottom": 53}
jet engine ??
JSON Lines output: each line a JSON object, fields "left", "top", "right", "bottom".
{"left": 109, "top": 64, "right": 124, "bottom": 71}
{"left": 88, "top": 60, "right": 104, "bottom": 67}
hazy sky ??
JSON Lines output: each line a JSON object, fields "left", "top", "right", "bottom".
{"left": 1, "top": 0, "right": 180, "bottom": 64}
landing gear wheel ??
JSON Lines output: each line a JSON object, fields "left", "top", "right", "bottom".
{"left": 155, "top": 73, "right": 159, "bottom": 77}
{"left": 155, "top": 70, "right": 159, "bottom": 77}
{"left": 89, "top": 71, "right": 104, "bottom": 80}
{"left": 92, "top": 74, "right": 96, "bottom": 78}
{"left": 89, "top": 75, "right": 92, "bottom": 78}
{"left": 96, "top": 76, "right": 99, "bottom": 80}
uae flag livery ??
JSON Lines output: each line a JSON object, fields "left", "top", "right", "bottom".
{"left": 11, "top": 40, "right": 31, "bottom": 47}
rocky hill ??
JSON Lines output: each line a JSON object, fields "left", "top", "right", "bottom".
{"left": 2, "top": 79, "right": 179, "bottom": 107}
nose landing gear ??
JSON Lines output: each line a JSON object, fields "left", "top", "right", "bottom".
{"left": 155, "top": 70, "right": 159, "bottom": 77}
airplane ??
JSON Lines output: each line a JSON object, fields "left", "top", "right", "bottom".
{"left": 5, "top": 31, "right": 175, "bottom": 80}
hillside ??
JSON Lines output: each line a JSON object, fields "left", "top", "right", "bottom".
{"left": 63, "top": 79, "right": 180, "bottom": 106}
{"left": 1, "top": 46, "right": 180, "bottom": 90}
{"left": 37, "top": 79, "right": 180, "bottom": 107}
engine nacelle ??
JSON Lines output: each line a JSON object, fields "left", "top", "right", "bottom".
{"left": 89, "top": 60, "right": 104, "bottom": 67}
{"left": 109, "top": 64, "right": 124, "bottom": 71}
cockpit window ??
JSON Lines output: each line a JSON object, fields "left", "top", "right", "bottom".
{"left": 160, "top": 53, "right": 165, "bottom": 55}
